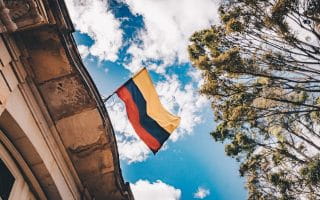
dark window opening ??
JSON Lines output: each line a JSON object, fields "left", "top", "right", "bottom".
{"left": 0, "top": 159, "right": 15, "bottom": 200}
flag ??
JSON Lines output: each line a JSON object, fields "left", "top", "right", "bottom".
{"left": 116, "top": 68, "right": 180, "bottom": 153}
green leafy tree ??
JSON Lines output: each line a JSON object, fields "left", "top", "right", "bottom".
{"left": 188, "top": 0, "right": 320, "bottom": 199}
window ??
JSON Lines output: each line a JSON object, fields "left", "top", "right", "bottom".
{"left": 0, "top": 159, "right": 15, "bottom": 200}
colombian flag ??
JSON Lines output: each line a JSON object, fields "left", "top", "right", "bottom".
{"left": 116, "top": 68, "right": 180, "bottom": 153}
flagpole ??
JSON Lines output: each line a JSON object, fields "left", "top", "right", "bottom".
{"left": 103, "top": 93, "right": 115, "bottom": 103}
{"left": 102, "top": 67, "right": 146, "bottom": 103}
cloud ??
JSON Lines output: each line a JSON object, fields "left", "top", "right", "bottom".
{"left": 131, "top": 180, "right": 181, "bottom": 200}
{"left": 65, "top": 0, "right": 123, "bottom": 61}
{"left": 194, "top": 187, "right": 210, "bottom": 199}
{"left": 117, "top": 138, "right": 151, "bottom": 163}
{"left": 70, "top": 0, "right": 213, "bottom": 163}
{"left": 77, "top": 45, "right": 90, "bottom": 59}
{"left": 155, "top": 75, "right": 208, "bottom": 141}
{"left": 109, "top": 0, "right": 213, "bottom": 163}
{"left": 121, "top": 0, "right": 219, "bottom": 73}
{"left": 187, "top": 68, "right": 205, "bottom": 88}
{"left": 106, "top": 98, "right": 151, "bottom": 163}
{"left": 104, "top": 68, "right": 109, "bottom": 74}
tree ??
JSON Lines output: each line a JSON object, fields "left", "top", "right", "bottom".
{"left": 188, "top": 0, "right": 320, "bottom": 199}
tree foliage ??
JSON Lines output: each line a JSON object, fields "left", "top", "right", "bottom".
{"left": 188, "top": 0, "right": 320, "bottom": 199}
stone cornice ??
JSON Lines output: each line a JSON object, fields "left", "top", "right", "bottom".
{"left": 6, "top": 0, "right": 134, "bottom": 199}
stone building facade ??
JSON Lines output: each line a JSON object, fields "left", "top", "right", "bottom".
{"left": 0, "top": 0, "right": 133, "bottom": 199}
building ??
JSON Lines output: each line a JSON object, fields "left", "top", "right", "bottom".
{"left": 0, "top": 0, "right": 133, "bottom": 199}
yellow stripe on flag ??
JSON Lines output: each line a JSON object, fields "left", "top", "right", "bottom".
{"left": 132, "top": 68, "right": 180, "bottom": 133}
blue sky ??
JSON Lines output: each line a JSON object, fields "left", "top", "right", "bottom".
{"left": 66, "top": 0, "right": 247, "bottom": 199}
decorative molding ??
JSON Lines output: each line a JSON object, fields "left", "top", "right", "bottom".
{"left": 0, "top": 0, "right": 48, "bottom": 33}
{"left": 5, "top": 0, "right": 31, "bottom": 21}
{"left": 0, "top": 0, "right": 18, "bottom": 32}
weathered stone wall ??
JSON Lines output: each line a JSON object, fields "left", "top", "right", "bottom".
{"left": 0, "top": 0, "right": 133, "bottom": 199}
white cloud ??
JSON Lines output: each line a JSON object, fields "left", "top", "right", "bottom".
{"left": 110, "top": 0, "right": 214, "bottom": 163}
{"left": 104, "top": 68, "right": 109, "bottom": 74}
{"left": 105, "top": 98, "right": 151, "bottom": 163}
{"left": 117, "top": 138, "right": 151, "bottom": 163}
{"left": 188, "top": 68, "right": 205, "bottom": 88}
{"left": 65, "top": 0, "right": 123, "bottom": 61}
{"left": 77, "top": 45, "right": 90, "bottom": 59}
{"left": 122, "top": 0, "right": 219, "bottom": 73}
{"left": 71, "top": 0, "right": 214, "bottom": 163}
{"left": 194, "top": 187, "right": 210, "bottom": 199}
{"left": 131, "top": 180, "right": 181, "bottom": 200}
{"left": 155, "top": 75, "right": 208, "bottom": 141}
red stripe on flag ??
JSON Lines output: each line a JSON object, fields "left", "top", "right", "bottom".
{"left": 117, "top": 86, "right": 161, "bottom": 152}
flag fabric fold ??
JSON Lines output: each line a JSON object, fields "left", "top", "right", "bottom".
{"left": 116, "top": 68, "right": 180, "bottom": 153}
